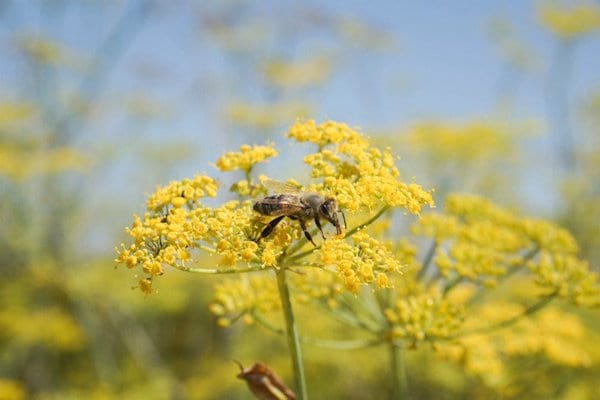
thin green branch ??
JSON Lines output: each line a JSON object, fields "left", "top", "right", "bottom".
{"left": 281, "top": 228, "right": 319, "bottom": 261}
{"left": 332, "top": 297, "right": 382, "bottom": 333}
{"left": 467, "top": 247, "right": 539, "bottom": 307}
{"left": 416, "top": 240, "right": 437, "bottom": 280}
{"left": 312, "top": 301, "right": 379, "bottom": 334}
{"left": 458, "top": 292, "right": 557, "bottom": 338}
{"left": 345, "top": 205, "right": 391, "bottom": 238}
{"left": 253, "top": 313, "right": 379, "bottom": 350}
{"left": 169, "top": 263, "right": 268, "bottom": 274}
{"left": 442, "top": 276, "right": 463, "bottom": 295}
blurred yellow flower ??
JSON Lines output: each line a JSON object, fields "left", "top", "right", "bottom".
{"left": 0, "top": 379, "right": 26, "bottom": 400}
{"left": 227, "top": 101, "right": 311, "bottom": 131}
{"left": 263, "top": 56, "right": 332, "bottom": 88}
{"left": 538, "top": 3, "right": 600, "bottom": 40}
{"left": 413, "top": 193, "right": 599, "bottom": 304}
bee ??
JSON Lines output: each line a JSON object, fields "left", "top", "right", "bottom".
{"left": 253, "top": 179, "right": 346, "bottom": 246}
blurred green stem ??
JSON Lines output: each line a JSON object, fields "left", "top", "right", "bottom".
{"left": 389, "top": 344, "right": 408, "bottom": 400}
{"left": 417, "top": 240, "right": 437, "bottom": 280}
{"left": 170, "top": 263, "right": 266, "bottom": 274}
{"left": 276, "top": 267, "right": 308, "bottom": 400}
{"left": 467, "top": 247, "right": 539, "bottom": 307}
{"left": 253, "top": 312, "right": 379, "bottom": 349}
{"left": 459, "top": 291, "right": 557, "bottom": 338}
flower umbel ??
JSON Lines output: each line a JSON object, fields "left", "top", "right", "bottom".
{"left": 116, "top": 120, "right": 432, "bottom": 297}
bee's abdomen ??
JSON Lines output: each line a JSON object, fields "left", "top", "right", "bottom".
{"left": 253, "top": 195, "right": 291, "bottom": 215}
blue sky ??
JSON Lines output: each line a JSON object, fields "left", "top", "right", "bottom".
{"left": 1, "top": 0, "right": 599, "bottom": 253}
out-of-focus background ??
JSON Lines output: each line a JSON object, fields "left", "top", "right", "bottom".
{"left": 1, "top": 1, "right": 599, "bottom": 399}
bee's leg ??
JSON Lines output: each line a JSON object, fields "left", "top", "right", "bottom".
{"left": 314, "top": 216, "right": 326, "bottom": 239}
{"left": 299, "top": 219, "right": 317, "bottom": 247}
{"left": 258, "top": 216, "right": 286, "bottom": 241}
{"left": 339, "top": 210, "right": 347, "bottom": 229}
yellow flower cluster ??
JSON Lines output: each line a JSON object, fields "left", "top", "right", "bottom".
{"left": 116, "top": 120, "right": 432, "bottom": 303}
{"left": 116, "top": 197, "right": 295, "bottom": 292}
{"left": 538, "top": 3, "right": 600, "bottom": 40}
{"left": 384, "top": 292, "right": 465, "bottom": 342}
{"left": 117, "top": 173, "right": 290, "bottom": 293}
{"left": 214, "top": 144, "right": 278, "bottom": 172}
{"left": 318, "top": 232, "right": 401, "bottom": 293}
{"left": 146, "top": 174, "right": 218, "bottom": 212}
{"left": 209, "top": 276, "right": 281, "bottom": 327}
{"left": 501, "top": 307, "right": 591, "bottom": 367}
{"left": 288, "top": 120, "right": 434, "bottom": 213}
{"left": 287, "top": 119, "right": 360, "bottom": 147}
{"left": 529, "top": 252, "right": 599, "bottom": 306}
{"left": 413, "top": 194, "right": 599, "bottom": 302}
{"left": 116, "top": 175, "right": 217, "bottom": 272}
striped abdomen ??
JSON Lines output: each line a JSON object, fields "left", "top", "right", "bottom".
{"left": 253, "top": 194, "right": 302, "bottom": 216}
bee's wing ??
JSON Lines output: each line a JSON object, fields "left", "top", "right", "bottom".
{"left": 260, "top": 177, "right": 302, "bottom": 194}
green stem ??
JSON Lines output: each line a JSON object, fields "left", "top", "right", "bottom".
{"left": 344, "top": 205, "right": 391, "bottom": 238}
{"left": 281, "top": 228, "right": 319, "bottom": 261}
{"left": 467, "top": 247, "right": 539, "bottom": 307}
{"left": 389, "top": 344, "right": 408, "bottom": 400}
{"left": 442, "top": 276, "right": 463, "bottom": 295}
{"left": 275, "top": 268, "right": 308, "bottom": 400}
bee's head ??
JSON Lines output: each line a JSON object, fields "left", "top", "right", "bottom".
{"left": 319, "top": 198, "right": 343, "bottom": 235}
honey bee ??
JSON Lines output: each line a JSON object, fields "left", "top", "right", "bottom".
{"left": 253, "top": 179, "right": 346, "bottom": 246}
